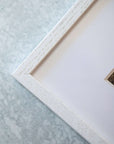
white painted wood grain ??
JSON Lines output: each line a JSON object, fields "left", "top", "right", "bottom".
{"left": 32, "top": 0, "right": 114, "bottom": 143}
{"left": 12, "top": 0, "right": 110, "bottom": 144}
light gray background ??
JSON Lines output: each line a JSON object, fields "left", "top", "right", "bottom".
{"left": 0, "top": 0, "right": 89, "bottom": 144}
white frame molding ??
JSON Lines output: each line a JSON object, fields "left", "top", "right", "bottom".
{"left": 13, "top": 0, "right": 108, "bottom": 144}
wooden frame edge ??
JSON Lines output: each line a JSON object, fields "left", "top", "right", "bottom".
{"left": 12, "top": 0, "right": 109, "bottom": 144}
{"left": 105, "top": 68, "right": 114, "bottom": 87}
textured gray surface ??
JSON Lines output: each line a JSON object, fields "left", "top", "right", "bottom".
{"left": 0, "top": 0, "right": 90, "bottom": 144}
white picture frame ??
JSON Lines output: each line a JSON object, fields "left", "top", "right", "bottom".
{"left": 12, "top": 0, "right": 113, "bottom": 144}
